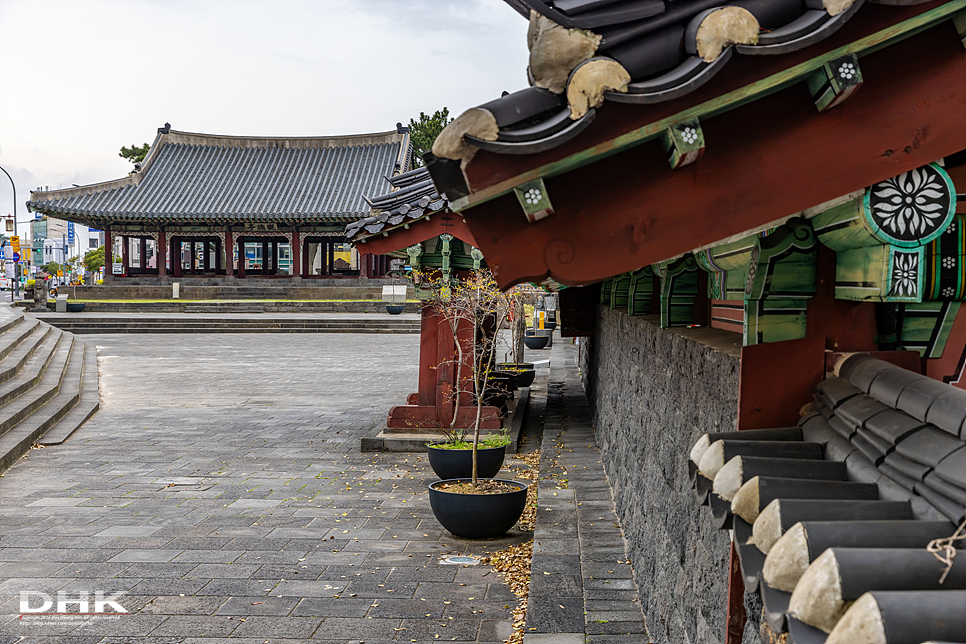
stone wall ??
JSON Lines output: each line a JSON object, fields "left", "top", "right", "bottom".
{"left": 579, "top": 305, "right": 758, "bottom": 644}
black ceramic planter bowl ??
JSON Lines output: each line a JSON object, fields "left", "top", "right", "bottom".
{"left": 427, "top": 444, "right": 507, "bottom": 480}
{"left": 385, "top": 304, "right": 405, "bottom": 315}
{"left": 66, "top": 303, "right": 86, "bottom": 313}
{"left": 429, "top": 479, "right": 529, "bottom": 539}
{"left": 495, "top": 363, "right": 536, "bottom": 388}
{"left": 524, "top": 334, "right": 549, "bottom": 350}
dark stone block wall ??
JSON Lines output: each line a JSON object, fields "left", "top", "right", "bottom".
{"left": 578, "top": 306, "right": 759, "bottom": 644}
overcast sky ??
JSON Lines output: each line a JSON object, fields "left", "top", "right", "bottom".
{"left": 0, "top": 0, "right": 529, "bottom": 229}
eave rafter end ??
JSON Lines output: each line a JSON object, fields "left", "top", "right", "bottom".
{"left": 513, "top": 178, "right": 554, "bottom": 223}
{"left": 662, "top": 118, "right": 705, "bottom": 170}
{"left": 806, "top": 53, "right": 863, "bottom": 112}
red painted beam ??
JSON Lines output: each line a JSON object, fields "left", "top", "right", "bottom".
{"left": 355, "top": 213, "right": 480, "bottom": 256}
{"left": 461, "top": 24, "right": 966, "bottom": 289}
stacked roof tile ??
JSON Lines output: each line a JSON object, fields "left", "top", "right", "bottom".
{"left": 689, "top": 354, "right": 966, "bottom": 643}
{"left": 27, "top": 126, "right": 411, "bottom": 225}
{"left": 450, "top": 0, "right": 889, "bottom": 156}
{"left": 344, "top": 167, "right": 449, "bottom": 241}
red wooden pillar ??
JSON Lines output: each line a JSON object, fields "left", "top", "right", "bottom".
{"left": 215, "top": 238, "right": 222, "bottom": 272}
{"left": 189, "top": 239, "right": 196, "bottom": 273}
{"left": 203, "top": 239, "right": 210, "bottom": 273}
{"left": 327, "top": 241, "right": 334, "bottom": 275}
{"left": 417, "top": 306, "right": 439, "bottom": 407}
{"left": 302, "top": 240, "right": 311, "bottom": 278}
{"left": 291, "top": 229, "right": 300, "bottom": 277}
{"left": 172, "top": 236, "right": 182, "bottom": 278}
{"left": 158, "top": 229, "right": 167, "bottom": 277}
{"left": 272, "top": 240, "right": 279, "bottom": 275}
{"left": 225, "top": 231, "right": 233, "bottom": 277}
{"left": 360, "top": 252, "right": 370, "bottom": 278}
{"left": 121, "top": 236, "right": 129, "bottom": 275}
{"left": 236, "top": 237, "right": 245, "bottom": 278}
{"left": 139, "top": 237, "right": 147, "bottom": 269}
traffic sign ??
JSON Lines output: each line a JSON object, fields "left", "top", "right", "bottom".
{"left": 57, "top": 270, "right": 63, "bottom": 277}
{"left": 12, "top": 252, "right": 20, "bottom": 263}
{"left": 10, "top": 236, "right": 20, "bottom": 253}
{"left": 67, "top": 222, "right": 75, "bottom": 244}
{"left": 0, "top": 249, "right": 4, "bottom": 260}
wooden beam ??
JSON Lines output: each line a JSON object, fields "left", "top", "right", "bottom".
{"left": 457, "top": 25, "right": 966, "bottom": 290}
{"left": 455, "top": 0, "right": 965, "bottom": 212}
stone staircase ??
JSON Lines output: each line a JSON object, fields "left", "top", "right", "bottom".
{"left": 32, "top": 315, "right": 421, "bottom": 334}
{"left": 0, "top": 305, "right": 99, "bottom": 473}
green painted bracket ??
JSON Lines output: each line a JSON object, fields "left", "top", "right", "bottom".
{"left": 610, "top": 273, "right": 632, "bottom": 309}
{"left": 744, "top": 218, "right": 817, "bottom": 345}
{"left": 659, "top": 255, "right": 699, "bottom": 328}
{"left": 513, "top": 179, "right": 554, "bottom": 223}
{"left": 806, "top": 53, "right": 863, "bottom": 112}
{"left": 661, "top": 118, "right": 705, "bottom": 169}
{"left": 628, "top": 267, "right": 655, "bottom": 315}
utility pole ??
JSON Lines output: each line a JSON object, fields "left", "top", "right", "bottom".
{"left": 0, "top": 165, "right": 19, "bottom": 301}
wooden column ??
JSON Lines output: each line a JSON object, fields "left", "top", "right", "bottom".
{"left": 360, "top": 252, "right": 370, "bottom": 278}
{"left": 224, "top": 231, "right": 233, "bottom": 277}
{"left": 328, "top": 241, "right": 334, "bottom": 275}
{"left": 261, "top": 240, "right": 268, "bottom": 275}
{"left": 291, "top": 229, "right": 300, "bottom": 277}
{"left": 271, "top": 240, "right": 278, "bottom": 275}
{"left": 236, "top": 237, "right": 245, "bottom": 278}
{"left": 103, "top": 225, "right": 112, "bottom": 282}
{"left": 139, "top": 237, "right": 147, "bottom": 269}
{"left": 302, "top": 240, "right": 310, "bottom": 278}
{"left": 121, "top": 236, "right": 129, "bottom": 275}
{"left": 172, "top": 237, "right": 182, "bottom": 278}
{"left": 203, "top": 240, "right": 210, "bottom": 273}
{"left": 215, "top": 238, "right": 222, "bottom": 273}
{"left": 158, "top": 229, "right": 167, "bottom": 277}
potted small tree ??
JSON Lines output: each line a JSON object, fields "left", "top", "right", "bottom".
{"left": 420, "top": 269, "right": 529, "bottom": 538}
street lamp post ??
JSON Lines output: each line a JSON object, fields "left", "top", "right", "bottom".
{"left": 0, "top": 165, "right": 20, "bottom": 301}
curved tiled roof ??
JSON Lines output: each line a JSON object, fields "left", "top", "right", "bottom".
{"left": 447, "top": 0, "right": 920, "bottom": 157}
{"left": 345, "top": 167, "right": 449, "bottom": 241}
{"left": 27, "top": 126, "right": 411, "bottom": 225}
{"left": 689, "top": 354, "right": 966, "bottom": 643}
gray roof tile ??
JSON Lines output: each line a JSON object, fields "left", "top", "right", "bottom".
{"left": 28, "top": 128, "right": 409, "bottom": 224}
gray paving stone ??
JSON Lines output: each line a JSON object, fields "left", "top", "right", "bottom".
{"left": 290, "top": 597, "right": 372, "bottom": 617}
{"left": 229, "top": 615, "right": 322, "bottom": 638}
{"left": 0, "top": 334, "right": 527, "bottom": 642}
{"left": 314, "top": 616, "right": 401, "bottom": 639}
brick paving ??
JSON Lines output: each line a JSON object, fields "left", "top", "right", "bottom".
{"left": 524, "top": 341, "right": 647, "bottom": 644}
{"left": 0, "top": 334, "right": 528, "bottom": 644}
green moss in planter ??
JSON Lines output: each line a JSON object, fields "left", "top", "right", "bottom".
{"left": 427, "top": 433, "right": 510, "bottom": 450}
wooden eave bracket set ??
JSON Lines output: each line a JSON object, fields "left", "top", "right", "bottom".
{"left": 419, "top": 0, "right": 965, "bottom": 294}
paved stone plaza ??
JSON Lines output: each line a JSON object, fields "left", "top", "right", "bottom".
{"left": 0, "top": 334, "right": 528, "bottom": 644}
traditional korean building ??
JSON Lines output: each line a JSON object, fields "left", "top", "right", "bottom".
{"left": 346, "top": 168, "right": 503, "bottom": 446}
{"left": 26, "top": 124, "right": 410, "bottom": 282}
{"left": 417, "top": 1, "right": 966, "bottom": 643}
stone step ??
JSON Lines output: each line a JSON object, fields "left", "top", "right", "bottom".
{"left": 55, "top": 326, "right": 420, "bottom": 334}
{"left": 0, "top": 307, "right": 25, "bottom": 337}
{"left": 0, "top": 321, "right": 49, "bottom": 385}
{"left": 0, "top": 329, "right": 64, "bottom": 408}
{"left": 0, "top": 316, "right": 37, "bottom": 362}
{"left": 38, "top": 342, "right": 100, "bottom": 446}
{"left": 0, "top": 333, "right": 73, "bottom": 441}
{"left": 0, "top": 341, "right": 86, "bottom": 473}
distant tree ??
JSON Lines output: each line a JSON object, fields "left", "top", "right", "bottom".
{"left": 42, "top": 261, "right": 61, "bottom": 275}
{"left": 408, "top": 108, "right": 451, "bottom": 167}
{"left": 119, "top": 143, "right": 150, "bottom": 165}
{"left": 83, "top": 246, "right": 105, "bottom": 273}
